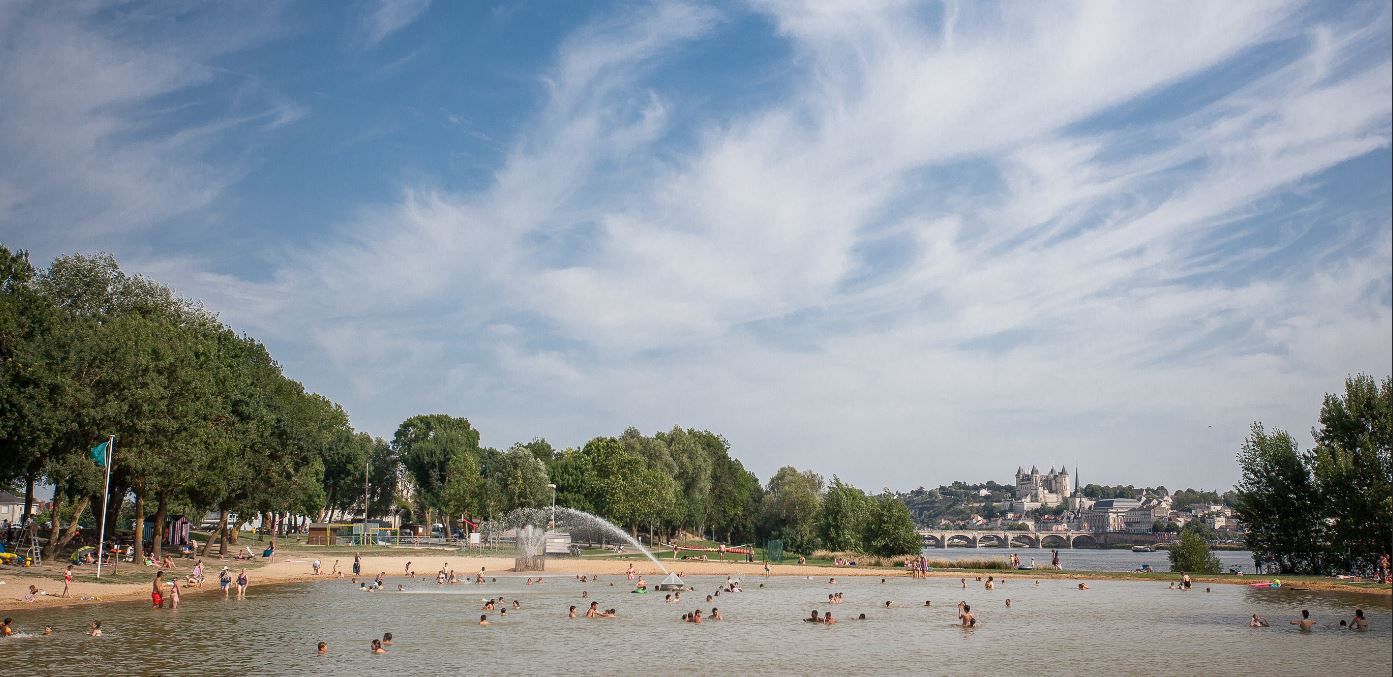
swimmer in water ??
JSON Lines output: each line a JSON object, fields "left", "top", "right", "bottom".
{"left": 1249, "top": 614, "right": 1269, "bottom": 627}
{"left": 371, "top": 639, "right": 387, "bottom": 654}
{"left": 42, "top": 625, "right": 53, "bottom": 636}
{"left": 690, "top": 609, "right": 703, "bottom": 624}
{"left": 805, "top": 610, "right": 821, "bottom": 623}
{"left": 961, "top": 578, "right": 967, "bottom": 589}
{"left": 884, "top": 601, "right": 892, "bottom": 608}
{"left": 1005, "top": 598, "right": 1012, "bottom": 608}
{"left": 710, "top": 608, "right": 722, "bottom": 620}
{"left": 87, "top": 621, "right": 102, "bottom": 636}
{"left": 382, "top": 632, "right": 393, "bottom": 646}
{"left": 317, "top": 641, "right": 327, "bottom": 654}
{"left": 823, "top": 612, "right": 836, "bottom": 625}
{"left": 857, "top": 613, "right": 866, "bottom": 620}
{"left": 1289, "top": 609, "right": 1316, "bottom": 632}
{"left": 924, "top": 600, "right": 932, "bottom": 607}
{"left": 479, "top": 614, "right": 490, "bottom": 626}
{"left": 569, "top": 606, "right": 577, "bottom": 619}
{"left": 958, "top": 602, "right": 975, "bottom": 627}
{"left": 1351, "top": 609, "right": 1368, "bottom": 630}
{"left": 1077, "top": 583, "right": 1089, "bottom": 590}
{"left": 587, "top": 602, "right": 600, "bottom": 618}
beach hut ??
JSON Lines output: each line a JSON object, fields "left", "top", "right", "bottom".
{"left": 143, "top": 515, "right": 193, "bottom": 545}
{"left": 307, "top": 523, "right": 336, "bottom": 546}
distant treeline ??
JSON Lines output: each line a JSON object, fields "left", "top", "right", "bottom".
{"left": 0, "top": 247, "right": 921, "bottom": 559}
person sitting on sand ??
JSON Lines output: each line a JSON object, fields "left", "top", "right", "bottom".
{"left": 87, "top": 621, "right": 101, "bottom": 636}
{"left": 317, "top": 642, "right": 327, "bottom": 655}
{"left": 804, "top": 610, "right": 821, "bottom": 623}
{"left": 1290, "top": 609, "right": 1316, "bottom": 632}
{"left": 958, "top": 602, "right": 975, "bottom": 627}
{"left": 371, "top": 639, "right": 387, "bottom": 653}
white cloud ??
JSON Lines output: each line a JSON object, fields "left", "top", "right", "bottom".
{"left": 10, "top": 1, "right": 1389, "bottom": 490}
{"left": 359, "top": 0, "right": 432, "bottom": 47}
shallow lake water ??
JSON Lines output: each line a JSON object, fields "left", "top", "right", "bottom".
{"left": 921, "top": 546, "right": 1259, "bottom": 572}
{"left": 1, "top": 573, "right": 1388, "bottom": 675}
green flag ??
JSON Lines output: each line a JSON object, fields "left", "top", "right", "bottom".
{"left": 90, "top": 440, "right": 109, "bottom": 466}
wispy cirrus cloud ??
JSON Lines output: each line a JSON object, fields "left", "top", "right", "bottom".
{"left": 5, "top": 1, "right": 1389, "bottom": 489}
{"left": 358, "top": 0, "right": 431, "bottom": 47}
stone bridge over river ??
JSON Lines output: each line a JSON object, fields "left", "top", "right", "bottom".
{"left": 918, "top": 529, "right": 1100, "bottom": 549}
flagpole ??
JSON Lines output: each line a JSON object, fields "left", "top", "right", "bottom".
{"left": 95, "top": 435, "right": 114, "bottom": 579}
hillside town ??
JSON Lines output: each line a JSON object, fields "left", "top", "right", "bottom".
{"left": 900, "top": 465, "right": 1242, "bottom": 539}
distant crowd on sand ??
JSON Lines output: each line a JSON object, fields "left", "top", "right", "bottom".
{"left": 1, "top": 552, "right": 1381, "bottom": 653}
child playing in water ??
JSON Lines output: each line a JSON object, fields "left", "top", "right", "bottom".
{"left": 87, "top": 621, "right": 101, "bottom": 637}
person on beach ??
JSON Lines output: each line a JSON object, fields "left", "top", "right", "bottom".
{"left": 1052, "top": 549, "right": 1061, "bottom": 570}
{"left": 332, "top": 560, "right": 340, "bottom": 575}
{"left": 152, "top": 571, "right": 165, "bottom": 608}
{"left": 317, "top": 642, "right": 327, "bottom": 655}
{"left": 236, "top": 569, "right": 249, "bottom": 599}
{"left": 353, "top": 554, "right": 361, "bottom": 576}
{"left": 405, "top": 561, "right": 412, "bottom": 576}
{"left": 170, "top": 578, "right": 181, "bottom": 609}
{"left": 957, "top": 602, "right": 975, "bottom": 627}
{"left": 63, "top": 565, "right": 73, "bottom": 598}
{"left": 191, "top": 560, "right": 204, "bottom": 586}
{"left": 1290, "top": 609, "right": 1316, "bottom": 632}
{"left": 371, "top": 639, "right": 387, "bottom": 653}
{"left": 87, "top": 621, "right": 101, "bottom": 637}
{"left": 312, "top": 559, "right": 321, "bottom": 575}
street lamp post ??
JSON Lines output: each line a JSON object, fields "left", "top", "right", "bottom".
{"left": 548, "top": 484, "right": 557, "bottom": 530}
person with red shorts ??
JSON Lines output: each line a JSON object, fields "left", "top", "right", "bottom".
{"left": 152, "top": 571, "right": 165, "bottom": 608}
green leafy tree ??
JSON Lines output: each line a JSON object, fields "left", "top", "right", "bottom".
{"left": 760, "top": 466, "right": 823, "bottom": 554}
{"left": 1233, "top": 423, "right": 1324, "bottom": 574}
{"left": 438, "top": 446, "right": 482, "bottom": 537}
{"left": 819, "top": 476, "right": 871, "bottom": 552}
{"left": 393, "top": 415, "right": 480, "bottom": 524}
{"left": 863, "top": 491, "right": 922, "bottom": 557}
{"left": 1307, "top": 374, "right": 1392, "bottom": 573}
{"left": 1169, "top": 529, "right": 1221, "bottom": 574}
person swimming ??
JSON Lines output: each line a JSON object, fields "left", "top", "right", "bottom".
{"left": 689, "top": 609, "right": 703, "bottom": 624}
{"left": 87, "top": 621, "right": 101, "bottom": 636}
{"left": 1290, "top": 609, "right": 1316, "bottom": 632}
{"left": 958, "top": 602, "right": 975, "bottom": 627}
{"left": 805, "top": 610, "right": 821, "bottom": 623}
{"left": 710, "top": 608, "right": 722, "bottom": 620}
{"left": 924, "top": 600, "right": 932, "bottom": 607}
{"left": 382, "top": 632, "right": 393, "bottom": 646}
{"left": 1250, "top": 614, "right": 1270, "bottom": 627}
{"left": 823, "top": 612, "right": 836, "bottom": 625}
{"left": 587, "top": 602, "right": 600, "bottom": 618}
{"left": 317, "top": 641, "right": 328, "bottom": 654}
{"left": 371, "top": 639, "right": 387, "bottom": 654}
{"left": 1005, "top": 598, "right": 1012, "bottom": 608}
{"left": 479, "top": 614, "right": 490, "bottom": 626}
{"left": 569, "top": 606, "right": 577, "bottom": 619}
{"left": 1077, "top": 583, "right": 1089, "bottom": 590}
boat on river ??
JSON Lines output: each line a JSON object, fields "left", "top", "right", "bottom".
{"left": 1131, "top": 545, "right": 1154, "bottom": 552}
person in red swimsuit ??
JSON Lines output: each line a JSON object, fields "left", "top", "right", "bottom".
{"left": 152, "top": 571, "right": 165, "bottom": 608}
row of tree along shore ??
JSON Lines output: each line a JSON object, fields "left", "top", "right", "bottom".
{"left": 0, "top": 247, "right": 919, "bottom": 561}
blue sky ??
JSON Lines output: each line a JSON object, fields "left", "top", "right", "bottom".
{"left": 2, "top": 0, "right": 1389, "bottom": 491}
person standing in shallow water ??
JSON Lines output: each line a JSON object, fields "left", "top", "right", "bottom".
{"left": 353, "top": 553, "right": 362, "bottom": 576}
{"left": 152, "top": 571, "right": 164, "bottom": 608}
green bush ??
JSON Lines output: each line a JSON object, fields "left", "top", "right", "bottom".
{"left": 1168, "top": 530, "right": 1221, "bottom": 574}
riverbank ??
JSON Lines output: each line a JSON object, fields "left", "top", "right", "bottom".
{"left": 3, "top": 549, "right": 1386, "bottom": 612}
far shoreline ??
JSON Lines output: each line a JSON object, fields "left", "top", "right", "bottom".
{"left": 3, "top": 551, "right": 1387, "bottom": 613}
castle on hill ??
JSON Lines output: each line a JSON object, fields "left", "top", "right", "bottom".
{"left": 1011, "top": 465, "right": 1089, "bottom": 512}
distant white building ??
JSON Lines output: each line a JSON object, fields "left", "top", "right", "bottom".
{"left": 1011, "top": 465, "right": 1087, "bottom": 512}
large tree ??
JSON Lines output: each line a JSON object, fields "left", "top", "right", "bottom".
{"left": 1233, "top": 423, "right": 1325, "bottom": 574}
{"left": 1307, "top": 374, "right": 1392, "bottom": 573}
{"left": 760, "top": 466, "right": 823, "bottom": 554}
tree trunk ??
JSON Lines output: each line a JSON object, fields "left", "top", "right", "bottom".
{"left": 151, "top": 492, "right": 169, "bottom": 560}
{"left": 132, "top": 488, "right": 145, "bottom": 554}
{"left": 22, "top": 472, "right": 35, "bottom": 522}
{"left": 202, "top": 508, "right": 226, "bottom": 556}
{"left": 56, "top": 496, "right": 90, "bottom": 549}
{"left": 44, "top": 490, "right": 63, "bottom": 559}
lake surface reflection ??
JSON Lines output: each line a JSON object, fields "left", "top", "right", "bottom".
{"left": 1, "top": 574, "right": 1388, "bottom": 675}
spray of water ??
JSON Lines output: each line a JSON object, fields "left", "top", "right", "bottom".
{"left": 491, "top": 506, "right": 669, "bottom": 574}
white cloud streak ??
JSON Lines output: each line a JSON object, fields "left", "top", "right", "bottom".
{"left": 359, "top": 0, "right": 431, "bottom": 47}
